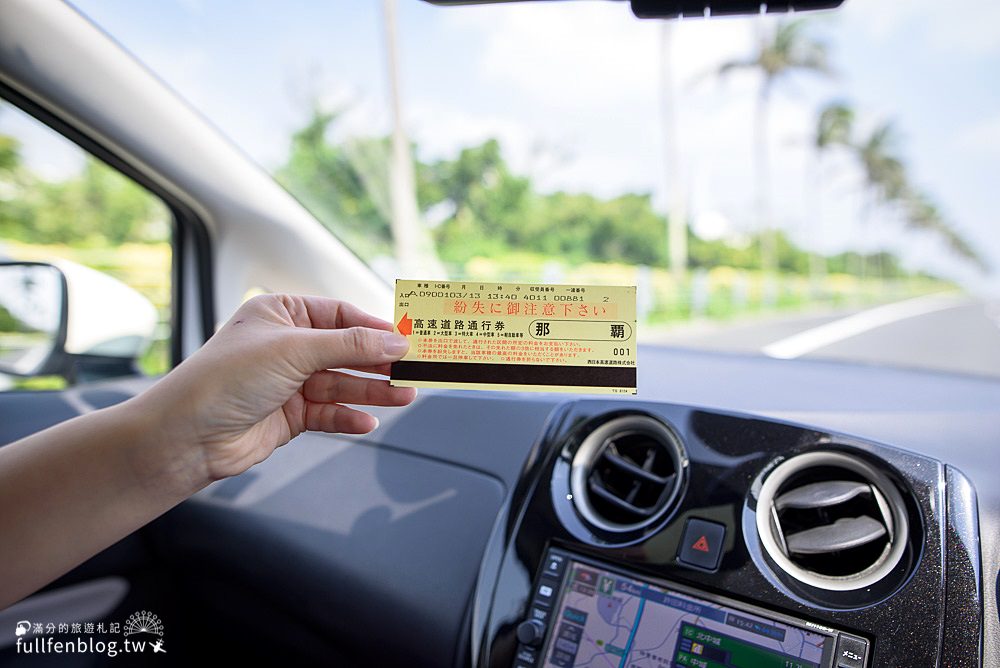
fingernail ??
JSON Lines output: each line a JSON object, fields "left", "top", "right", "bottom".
{"left": 381, "top": 331, "right": 409, "bottom": 356}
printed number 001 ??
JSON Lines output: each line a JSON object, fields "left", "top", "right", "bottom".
{"left": 613, "top": 348, "right": 630, "bottom": 356}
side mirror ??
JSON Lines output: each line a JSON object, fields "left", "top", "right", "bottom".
{"left": 0, "top": 262, "right": 69, "bottom": 377}
{"left": 0, "top": 260, "right": 159, "bottom": 383}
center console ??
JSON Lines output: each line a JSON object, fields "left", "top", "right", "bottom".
{"left": 521, "top": 547, "right": 865, "bottom": 668}
{"left": 471, "top": 401, "right": 982, "bottom": 667}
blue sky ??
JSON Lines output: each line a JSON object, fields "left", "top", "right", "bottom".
{"left": 7, "top": 0, "right": 999, "bottom": 290}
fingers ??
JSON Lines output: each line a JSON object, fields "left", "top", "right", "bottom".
{"left": 345, "top": 363, "right": 394, "bottom": 377}
{"left": 298, "top": 296, "right": 395, "bottom": 332}
{"left": 299, "top": 325, "right": 409, "bottom": 372}
{"left": 303, "top": 370, "right": 417, "bottom": 407}
{"left": 303, "top": 402, "right": 379, "bottom": 434}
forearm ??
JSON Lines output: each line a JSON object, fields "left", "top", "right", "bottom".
{"left": 0, "top": 295, "right": 413, "bottom": 609}
{"left": 0, "top": 394, "right": 209, "bottom": 608}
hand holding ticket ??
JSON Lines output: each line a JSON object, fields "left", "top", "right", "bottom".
{"left": 389, "top": 280, "right": 637, "bottom": 394}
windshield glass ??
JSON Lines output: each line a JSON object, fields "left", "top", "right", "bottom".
{"left": 70, "top": 0, "right": 1000, "bottom": 378}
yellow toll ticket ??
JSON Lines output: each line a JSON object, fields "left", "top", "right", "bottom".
{"left": 390, "top": 280, "right": 637, "bottom": 394}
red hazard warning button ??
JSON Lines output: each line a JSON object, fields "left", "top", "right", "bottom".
{"left": 677, "top": 518, "right": 726, "bottom": 571}
{"left": 691, "top": 535, "right": 711, "bottom": 552}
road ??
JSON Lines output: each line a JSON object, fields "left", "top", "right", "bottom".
{"left": 643, "top": 294, "right": 1000, "bottom": 378}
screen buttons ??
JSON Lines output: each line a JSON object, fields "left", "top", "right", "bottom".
{"left": 543, "top": 552, "right": 568, "bottom": 579}
{"left": 836, "top": 634, "right": 870, "bottom": 668}
{"left": 518, "top": 553, "right": 568, "bottom": 667}
{"left": 515, "top": 645, "right": 538, "bottom": 665}
{"left": 532, "top": 576, "right": 560, "bottom": 609}
{"left": 677, "top": 518, "right": 726, "bottom": 571}
{"left": 528, "top": 605, "right": 550, "bottom": 625}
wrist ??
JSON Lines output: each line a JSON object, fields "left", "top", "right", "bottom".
{"left": 110, "top": 392, "right": 213, "bottom": 501}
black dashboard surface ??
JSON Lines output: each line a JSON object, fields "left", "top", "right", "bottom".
{"left": 473, "top": 399, "right": 981, "bottom": 667}
{"left": 1, "top": 345, "right": 998, "bottom": 666}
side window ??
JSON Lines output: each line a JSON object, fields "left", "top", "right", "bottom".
{"left": 0, "top": 102, "right": 171, "bottom": 390}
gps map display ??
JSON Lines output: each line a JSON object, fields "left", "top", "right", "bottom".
{"left": 542, "top": 561, "right": 827, "bottom": 668}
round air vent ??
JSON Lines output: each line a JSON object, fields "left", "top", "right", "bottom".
{"left": 755, "top": 451, "right": 909, "bottom": 592}
{"left": 570, "top": 416, "right": 686, "bottom": 533}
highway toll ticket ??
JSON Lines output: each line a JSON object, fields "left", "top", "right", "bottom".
{"left": 389, "top": 280, "right": 637, "bottom": 395}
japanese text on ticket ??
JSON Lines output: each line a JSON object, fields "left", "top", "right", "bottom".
{"left": 389, "top": 280, "right": 637, "bottom": 395}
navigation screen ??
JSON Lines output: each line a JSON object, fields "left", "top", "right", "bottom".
{"left": 541, "top": 560, "right": 828, "bottom": 668}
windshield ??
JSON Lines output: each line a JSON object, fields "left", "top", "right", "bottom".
{"left": 69, "top": 0, "right": 1000, "bottom": 378}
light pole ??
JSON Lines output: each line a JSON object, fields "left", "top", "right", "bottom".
{"left": 382, "top": 0, "right": 444, "bottom": 278}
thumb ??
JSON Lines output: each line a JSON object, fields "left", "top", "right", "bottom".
{"left": 299, "top": 326, "right": 410, "bottom": 372}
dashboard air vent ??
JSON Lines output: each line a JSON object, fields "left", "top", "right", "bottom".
{"left": 755, "top": 451, "right": 909, "bottom": 591}
{"left": 570, "top": 416, "right": 685, "bottom": 533}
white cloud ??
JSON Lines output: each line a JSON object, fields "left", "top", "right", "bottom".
{"left": 422, "top": 3, "right": 859, "bottom": 245}
{"left": 409, "top": 103, "right": 532, "bottom": 163}
{"left": 175, "top": 0, "right": 204, "bottom": 15}
{"left": 955, "top": 115, "right": 1000, "bottom": 156}
{"left": 446, "top": 3, "right": 755, "bottom": 113}
{"left": 843, "top": 0, "right": 1000, "bottom": 57}
{"left": 931, "top": 4, "right": 1000, "bottom": 57}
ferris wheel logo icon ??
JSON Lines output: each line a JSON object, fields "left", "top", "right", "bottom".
{"left": 123, "top": 611, "right": 164, "bottom": 637}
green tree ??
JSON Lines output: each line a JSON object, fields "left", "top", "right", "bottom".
{"left": 418, "top": 139, "right": 669, "bottom": 267}
{"left": 78, "top": 159, "right": 165, "bottom": 244}
{"left": 1, "top": 155, "right": 164, "bottom": 246}
{"left": 418, "top": 139, "right": 533, "bottom": 263}
{"left": 0, "top": 102, "right": 21, "bottom": 174}
{"left": 527, "top": 192, "right": 667, "bottom": 266}
{"left": 0, "top": 134, "right": 18, "bottom": 173}
{"left": 687, "top": 231, "right": 757, "bottom": 271}
{"left": 274, "top": 112, "right": 932, "bottom": 284}
{"left": 275, "top": 109, "right": 393, "bottom": 260}
{"left": 0, "top": 125, "right": 25, "bottom": 241}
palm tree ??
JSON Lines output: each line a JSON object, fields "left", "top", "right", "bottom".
{"left": 810, "top": 102, "right": 854, "bottom": 289}
{"left": 852, "top": 121, "right": 986, "bottom": 276}
{"left": 716, "top": 19, "right": 829, "bottom": 295}
{"left": 905, "top": 192, "right": 986, "bottom": 271}
{"left": 856, "top": 122, "right": 906, "bottom": 202}
{"left": 853, "top": 122, "right": 907, "bottom": 281}
{"left": 816, "top": 103, "right": 854, "bottom": 151}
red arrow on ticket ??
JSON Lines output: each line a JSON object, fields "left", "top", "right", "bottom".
{"left": 397, "top": 312, "right": 412, "bottom": 336}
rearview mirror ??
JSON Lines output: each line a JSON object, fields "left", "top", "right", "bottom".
{"left": 421, "top": 0, "right": 845, "bottom": 19}
{"left": 0, "top": 262, "right": 68, "bottom": 377}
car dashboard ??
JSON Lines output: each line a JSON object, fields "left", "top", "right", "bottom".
{"left": 1, "top": 346, "right": 998, "bottom": 667}
{"left": 473, "top": 400, "right": 978, "bottom": 668}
